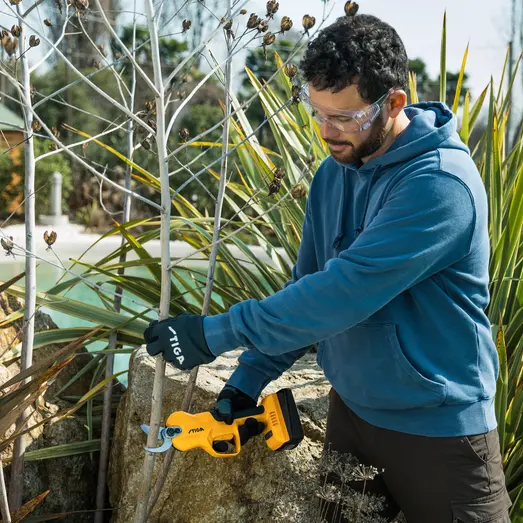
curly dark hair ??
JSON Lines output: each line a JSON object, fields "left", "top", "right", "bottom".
{"left": 299, "top": 14, "right": 409, "bottom": 103}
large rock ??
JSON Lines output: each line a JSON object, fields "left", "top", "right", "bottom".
{"left": 108, "top": 348, "right": 331, "bottom": 523}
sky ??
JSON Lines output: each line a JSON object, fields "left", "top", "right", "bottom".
{"left": 242, "top": 0, "right": 522, "bottom": 121}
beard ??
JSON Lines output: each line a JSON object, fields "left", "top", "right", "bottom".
{"left": 325, "top": 115, "right": 388, "bottom": 165}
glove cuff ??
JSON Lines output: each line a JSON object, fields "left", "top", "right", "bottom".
{"left": 226, "top": 363, "right": 271, "bottom": 403}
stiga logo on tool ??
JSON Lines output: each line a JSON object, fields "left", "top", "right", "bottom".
{"left": 188, "top": 427, "right": 204, "bottom": 434}
{"left": 168, "top": 326, "right": 185, "bottom": 365}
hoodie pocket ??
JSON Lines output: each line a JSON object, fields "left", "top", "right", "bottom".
{"left": 320, "top": 323, "right": 447, "bottom": 410}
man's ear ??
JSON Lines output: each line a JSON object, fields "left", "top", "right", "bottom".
{"left": 388, "top": 90, "right": 408, "bottom": 118}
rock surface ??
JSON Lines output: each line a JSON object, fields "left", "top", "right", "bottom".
{"left": 108, "top": 348, "right": 331, "bottom": 523}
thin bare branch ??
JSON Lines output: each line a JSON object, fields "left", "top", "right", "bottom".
{"left": 8, "top": 4, "right": 37, "bottom": 508}
{"left": 0, "top": 456, "right": 11, "bottom": 523}
{"left": 163, "top": 0, "right": 250, "bottom": 89}
{"left": 29, "top": 6, "right": 72, "bottom": 74}
{"left": 92, "top": 0, "right": 159, "bottom": 95}
{"left": 146, "top": 1, "right": 235, "bottom": 512}
{"left": 0, "top": 5, "right": 155, "bottom": 136}
{"left": 165, "top": 32, "right": 258, "bottom": 137}
{"left": 95, "top": 5, "right": 139, "bottom": 519}
{"left": 133, "top": 0, "right": 171, "bottom": 519}
{"left": 76, "top": 15, "right": 131, "bottom": 107}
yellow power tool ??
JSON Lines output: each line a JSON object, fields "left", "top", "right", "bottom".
{"left": 141, "top": 388, "right": 303, "bottom": 458}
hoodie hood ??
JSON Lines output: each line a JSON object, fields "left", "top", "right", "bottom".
{"left": 330, "top": 102, "right": 468, "bottom": 250}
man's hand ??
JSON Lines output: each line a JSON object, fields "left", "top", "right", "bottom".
{"left": 143, "top": 312, "right": 215, "bottom": 371}
{"left": 211, "top": 385, "right": 265, "bottom": 451}
{"left": 213, "top": 384, "right": 258, "bottom": 425}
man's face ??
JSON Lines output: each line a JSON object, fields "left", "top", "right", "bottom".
{"left": 308, "top": 84, "right": 389, "bottom": 164}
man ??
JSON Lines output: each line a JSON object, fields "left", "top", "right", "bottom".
{"left": 143, "top": 13, "right": 512, "bottom": 523}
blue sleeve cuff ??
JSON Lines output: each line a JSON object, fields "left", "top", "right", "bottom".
{"left": 226, "top": 363, "right": 272, "bottom": 402}
{"left": 203, "top": 313, "right": 239, "bottom": 356}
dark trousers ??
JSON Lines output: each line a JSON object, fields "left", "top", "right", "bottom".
{"left": 321, "top": 387, "right": 512, "bottom": 523}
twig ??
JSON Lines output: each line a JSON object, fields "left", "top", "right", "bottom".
{"left": 29, "top": 6, "right": 72, "bottom": 74}
{"left": 8, "top": 4, "right": 37, "bottom": 509}
{"left": 1, "top": 3, "right": 155, "bottom": 136}
{"left": 0, "top": 456, "right": 11, "bottom": 523}
{"left": 133, "top": 1, "right": 171, "bottom": 520}
{"left": 162, "top": 0, "right": 249, "bottom": 90}
{"left": 146, "top": 2, "right": 234, "bottom": 512}
{"left": 92, "top": 0, "right": 159, "bottom": 96}
{"left": 94, "top": 4, "right": 138, "bottom": 520}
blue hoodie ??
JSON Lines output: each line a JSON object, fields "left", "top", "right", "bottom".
{"left": 203, "top": 102, "right": 499, "bottom": 437}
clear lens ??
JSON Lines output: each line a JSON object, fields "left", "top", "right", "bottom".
{"left": 298, "top": 85, "right": 388, "bottom": 133}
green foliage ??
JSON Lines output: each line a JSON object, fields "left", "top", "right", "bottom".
{"left": 239, "top": 39, "right": 300, "bottom": 149}
{"left": 408, "top": 57, "right": 470, "bottom": 105}
{"left": 0, "top": 139, "right": 71, "bottom": 218}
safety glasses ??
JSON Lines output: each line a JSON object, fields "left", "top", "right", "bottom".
{"left": 300, "top": 85, "right": 395, "bottom": 133}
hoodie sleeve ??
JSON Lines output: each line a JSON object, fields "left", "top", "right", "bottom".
{"left": 204, "top": 196, "right": 319, "bottom": 400}
{"left": 203, "top": 171, "right": 475, "bottom": 358}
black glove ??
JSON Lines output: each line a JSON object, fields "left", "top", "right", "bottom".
{"left": 212, "top": 384, "right": 258, "bottom": 425}
{"left": 211, "top": 385, "right": 265, "bottom": 453}
{"left": 143, "top": 313, "right": 215, "bottom": 371}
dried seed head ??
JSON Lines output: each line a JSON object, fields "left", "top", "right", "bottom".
{"left": 224, "top": 19, "right": 233, "bottom": 31}
{"left": 266, "top": 0, "right": 279, "bottom": 17}
{"left": 178, "top": 127, "right": 190, "bottom": 141}
{"left": 274, "top": 167, "right": 285, "bottom": 179}
{"left": 44, "top": 230, "right": 57, "bottom": 248}
{"left": 141, "top": 137, "right": 151, "bottom": 150}
{"left": 1, "top": 29, "right": 8, "bottom": 38}
{"left": 97, "top": 43, "right": 107, "bottom": 57}
{"left": 182, "top": 19, "right": 192, "bottom": 32}
{"left": 306, "top": 154, "right": 315, "bottom": 165}
{"left": 247, "top": 13, "right": 261, "bottom": 29}
{"left": 30, "top": 84, "right": 36, "bottom": 99}
{"left": 268, "top": 178, "right": 282, "bottom": 197}
{"left": 177, "top": 90, "right": 186, "bottom": 99}
{"left": 344, "top": 0, "right": 359, "bottom": 17}
{"left": 72, "top": 0, "right": 89, "bottom": 10}
{"left": 291, "top": 183, "right": 307, "bottom": 199}
{"left": 51, "top": 126, "right": 60, "bottom": 137}
{"left": 263, "top": 32, "right": 276, "bottom": 46}
{"left": 31, "top": 120, "right": 41, "bottom": 132}
{"left": 11, "top": 25, "right": 22, "bottom": 38}
{"left": 3, "top": 37, "right": 17, "bottom": 56}
{"left": 291, "top": 85, "right": 301, "bottom": 103}
{"left": 240, "top": 9, "right": 247, "bottom": 14}
{"left": 29, "top": 35, "right": 40, "bottom": 47}
{"left": 9, "top": 0, "right": 22, "bottom": 4}
{"left": 284, "top": 63, "right": 298, "bottom": 78}
{"left": 44, "top": 19, "right": 53, "bottom": 27}
{"left": 1, "top": 236, "right": 14, "bottom": 256}
{"left": 70, "top": 0, "right": 89, "bottom": 11}
{"left": 280, "top": 16, "right": 293, "bottom": 32}
{"left": 56, "top": 0, "right": 62, "bottom": 13}
{"left": 144, "top": 100, "right": 156, "bottom": 113}
{"left": 302, "top": 14, "right": 316, "bottom": 33}
{"left": 258, "top": 19, "right": 269, "bottom": 32}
